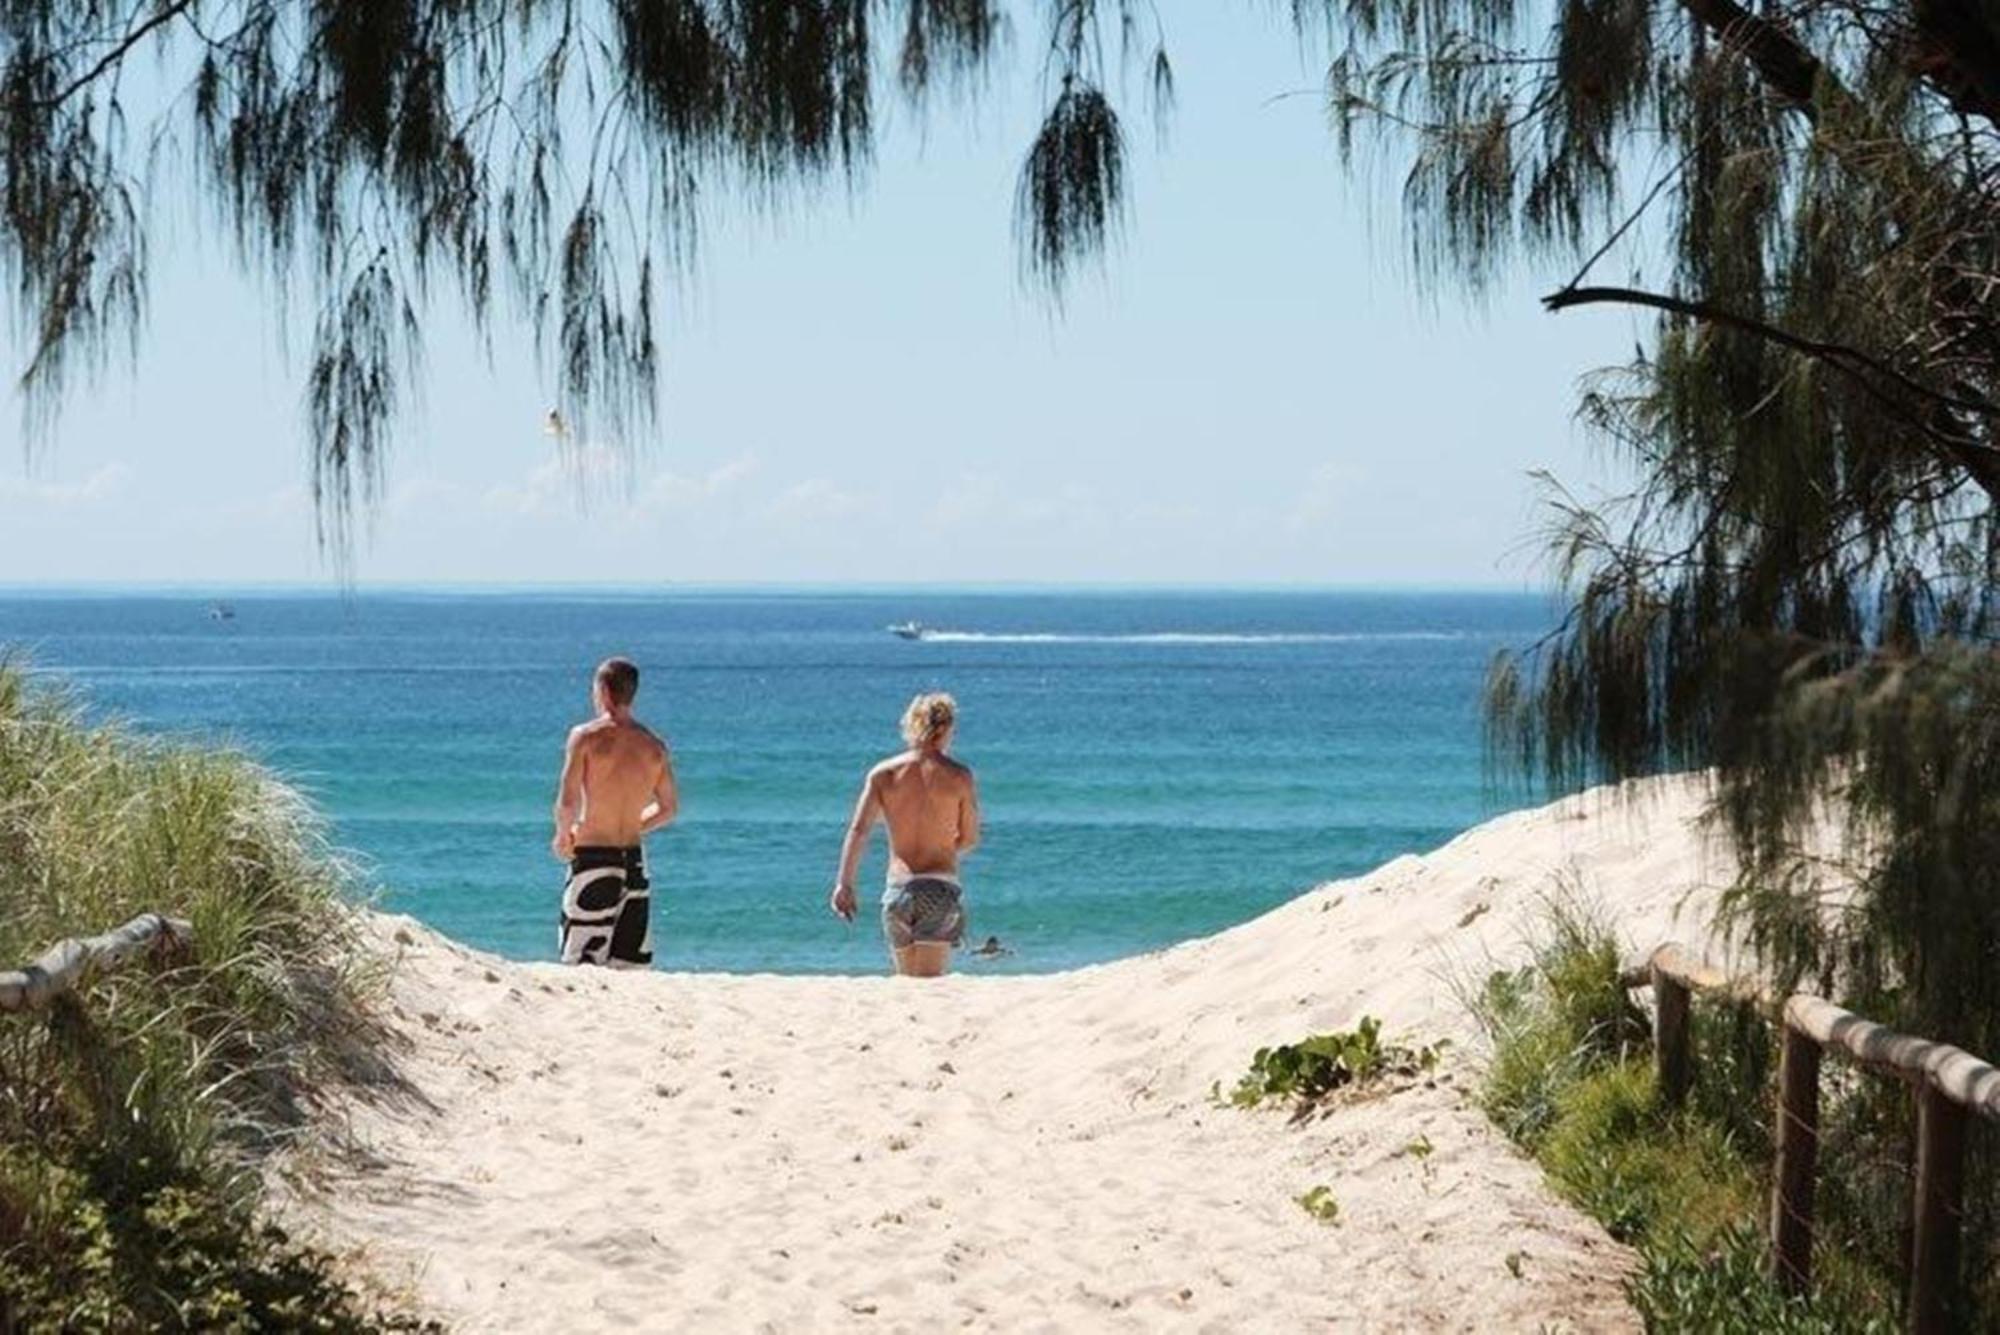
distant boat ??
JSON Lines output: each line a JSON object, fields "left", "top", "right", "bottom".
{"left": 207, "top": 602, "right": 235, "bottom": 622}
{"left": 888, "top": 621, "right": 926, "bottom": 641}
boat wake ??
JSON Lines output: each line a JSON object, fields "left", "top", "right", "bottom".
{"left": 909, "top": 630, "right": 1466, "bottom": 645}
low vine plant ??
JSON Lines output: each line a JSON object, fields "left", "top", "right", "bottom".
{"left": 1296, "top": 1185, "right": 1341, "bottom": 1225}
{"left": 1220, "top": 1016, "right": 1445, "bottom": 1118}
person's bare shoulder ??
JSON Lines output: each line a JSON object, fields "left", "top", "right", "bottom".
{"left": 869, "top": 750, "right": 919, "bottom": 785}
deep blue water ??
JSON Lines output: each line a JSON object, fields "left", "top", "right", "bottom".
{"left": 0, "top": 590, "right": 1553, "bottom": 973}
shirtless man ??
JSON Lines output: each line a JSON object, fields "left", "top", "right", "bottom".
{"left": 551, "top": 657, "right": 678, "bottom": 968}
{"left": 829, "top": 692, "right": 981, "bottom": 977}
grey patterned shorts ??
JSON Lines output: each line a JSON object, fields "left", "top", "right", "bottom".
{"left": 881, "top": 876, "right": 966, "bottom": 950}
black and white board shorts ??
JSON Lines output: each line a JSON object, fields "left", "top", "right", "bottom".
{"left": 561, "top": 845, "right": 653, "bottom": 968}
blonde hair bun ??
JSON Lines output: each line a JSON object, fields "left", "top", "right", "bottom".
{"left": 901, "top": 692, "right": 958, "bottom": 747}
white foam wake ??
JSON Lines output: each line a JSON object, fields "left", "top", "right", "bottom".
{"left": 909, "top": 631, "right": 1466, "bottom": 645}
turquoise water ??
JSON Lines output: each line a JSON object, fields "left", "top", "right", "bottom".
{"left": 0, "top": 590, "right": 1551, "bottom": 973}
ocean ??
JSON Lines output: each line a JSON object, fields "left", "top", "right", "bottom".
{"left": 0, "top": 589, "right": 1553, "bottom": 973}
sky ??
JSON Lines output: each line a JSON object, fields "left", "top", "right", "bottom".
{"left": 0, "top": 4, "right": 1649, "bottom": 589}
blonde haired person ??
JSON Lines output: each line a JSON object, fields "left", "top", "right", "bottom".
{"left": 829, "top": 692, "right": 982, "bottom": 977}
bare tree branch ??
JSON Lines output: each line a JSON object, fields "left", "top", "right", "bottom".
{"left": 27, "top": 0, "right": 198, "bottom": 110}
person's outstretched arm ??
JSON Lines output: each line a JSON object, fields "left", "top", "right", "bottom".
{"left": 551, "top": 728, "right": 585, "bottom": 859}
{"left": 640, "top": 744, "right": 679, "bottom": 836}
{"left": 830, "top": 770, "right": 882, "bottom": 921}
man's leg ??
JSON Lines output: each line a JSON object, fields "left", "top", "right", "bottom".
{"left": 560, "top": 862, "right": 625, "bottom": 965}
{"left": 893, "top": 943, "right": 952, "bottom": 977}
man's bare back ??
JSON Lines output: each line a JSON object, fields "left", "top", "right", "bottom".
{"left": 555, "top": 715, "right": 674, "bottom": 852}
{"left": 870, "top": 748, "right": 978, "bottom": 878}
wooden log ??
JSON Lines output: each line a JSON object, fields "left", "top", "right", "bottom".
{"left": 1621, "top": 942, "right": 1766, "bottom": 1005}
{"left": 1650, "top": 942, "right": 1736, "bottom": 994}
{"left": 1771, "top": 1020, "right": 1822, "bottom": 1296}
{"left": 1909, "top": 1083, "right": 1969, "bottom": 1335}
{"left": 0, "top": 913, "right": 192, "bottom": 1014}
{"left": 1654, "top": 966, "right": 1692, "bottom": 1110}
{"left": 1784, "top": 995, "right": 2000, "bottom": 1122}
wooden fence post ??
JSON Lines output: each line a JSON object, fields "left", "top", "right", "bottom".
{"left": 1909, "top": 1082, "right": 1968, "bottom": 1335}
{"left": 1626, "top": 951, "right": 2000, "bottom": 1321}
{"left": 1771, "top": 1018, "right": 1822, "bottom": 1296}
{"left": 1653, "top": 964, "right": 1692, "bottom": 1110}
{"left": 0, "top": 913, "right": 192, "bottom": 1014}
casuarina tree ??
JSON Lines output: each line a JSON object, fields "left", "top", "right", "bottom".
{"left": 1319, "top": 0, "right": 2000, "bottom": 1313}
{"left": 1, "top": 0, "right": 1167, "bottom": 552}
{"left": 8, "top": 0, "right": 2000, "bottom": 1310}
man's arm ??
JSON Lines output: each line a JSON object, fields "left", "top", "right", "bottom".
{"left": 829, "top": 769, "right": 882, "bottom": 921}
{"left": 551, "top": 728, "right": 585, "bottom": 859}
{"left": 956, "top": 771, "right": 981, "bottom": 853}
{"left": 639, "top": 744, "right": 679, "bottom": 836}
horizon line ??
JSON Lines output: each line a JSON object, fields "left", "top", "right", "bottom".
{"left": 0, "top": 578, "right": 1559, "bottom": 597}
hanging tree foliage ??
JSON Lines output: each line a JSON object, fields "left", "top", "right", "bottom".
{"left": 0, "top": 0, "right": 1168, "bottom": 554}
{"left": 1313, "top": 0, "right": 2000, "bottom": 1312}
{"left": 1314, "top": 0, "right": 2000, "bottom": 1041}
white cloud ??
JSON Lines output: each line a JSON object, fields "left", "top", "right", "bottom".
{"left": 635, "top": 454, "right": 760, "bottom": 510}
{"left": 1285, "top": 460, "right": 1359, "bottom": 533}
{"left": 481, "top": 451, "right": 602, "bottom": 517}
{"left": 220, "top": 484, "right": 312, "bottom": 524}
{"left": 481, "top": 448, "right": 764, "bottom": 520}
{"left": 0, "top": 462, "right": 133, "bottom": 507}
{"left": 1016, "top": 481, "right": 1104, "bottom": 531}
{"left": 924, "top": 473, "right": 1112, "bottom": 535}
{"left": 384, "top": 475, "right": 469, "bottom": 515}
{"left": 763, "top": 477, "right": 871, "bottom": 525}
{"left": 924, "top": 473, "right": 1003, "bottom": 529}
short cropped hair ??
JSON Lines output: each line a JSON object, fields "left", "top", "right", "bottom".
{"left": 595, "top": 656, "right": 640, "bottom": 707}
{"left": 901, "top": 692, "right": 957, "bottom": 747}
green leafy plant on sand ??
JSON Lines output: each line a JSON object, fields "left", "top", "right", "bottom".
{"left": 1469, "top": 895, "right": 1897, "bottom": 1334}
{"left": 1222, "top": 1016, "right": 1444, "bottom": 1118}
{"left": 0, "top": 662, "right": 424, "bottom": 1331}
{"left": 1296, "top": 1185, "right": 1341, "bottom": 1225}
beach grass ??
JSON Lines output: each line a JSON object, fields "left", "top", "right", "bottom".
{"left": 1470, "top": 895, "right": 1899, "bottom": 1334}
{"left": 0, "top": 661, "right": 421, "bottom": 1330}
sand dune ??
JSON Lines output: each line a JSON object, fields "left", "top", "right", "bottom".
{"left": 286, "top": 778, "right": 1749, "bottom": 1332}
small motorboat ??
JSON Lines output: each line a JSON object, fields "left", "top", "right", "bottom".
{"left": 207, "top": 602, "right": 236, "bottom": 622}
{"left": 888, "top": 621, "right": 926, "bottom": 641}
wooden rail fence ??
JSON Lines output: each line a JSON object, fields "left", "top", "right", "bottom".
{"left": 1621, "top": 942, "right": 2000, "bottom": 1334}
{"left": 0, "top": 912, "right": 193, "bottom": 1014}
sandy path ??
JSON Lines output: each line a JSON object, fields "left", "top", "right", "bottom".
{"left": 292, "top": 779, "right": 1744, "bottom": 1332}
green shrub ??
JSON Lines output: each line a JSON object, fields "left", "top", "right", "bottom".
{"left": 1225, "top": 1015, "right": 1444, "bottom": 1116}
{"left": 0, "top": 1141, "right": 427, "bottom": 1333}
{"left": 0, "top": 662, "right": 419, "bottom": 1330}
{"left": 1471, "top": 894, "right": 1649, "bottom": 1149}
{"left": 1631, "top": 1224, "right": 1893, "bottom": 1335}
{"left": 1535, "top": 1064, "right": 1756, "bottom": 1244}
{"left": 1470, "top": 895, "right": 1898, "bottom": 1333}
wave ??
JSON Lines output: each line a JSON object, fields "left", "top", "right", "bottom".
{"left": 911, "top": 630, "right": 1467, "bottom": 645}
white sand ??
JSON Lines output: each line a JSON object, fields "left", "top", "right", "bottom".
{"left": 289, "top": 777, "right": 1753, "bottom": 1332}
